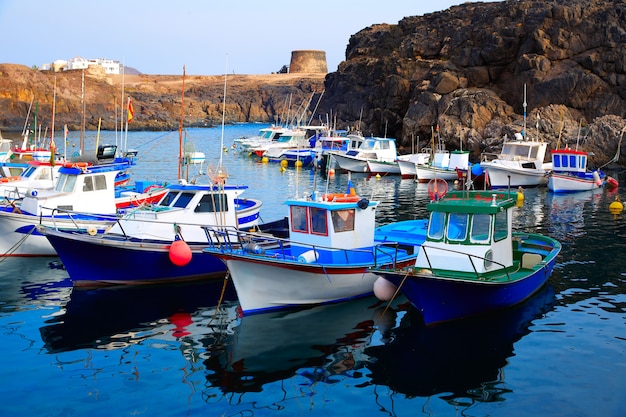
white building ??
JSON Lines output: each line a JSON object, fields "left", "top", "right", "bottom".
{"left": 41, "top": 57, "right": 121, "bottom": 74}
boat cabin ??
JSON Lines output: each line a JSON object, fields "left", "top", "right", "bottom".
{"left": 111, "top": 183, "right": 249, "bottom": 241}
{"left": 415, "top": 190, "right": 518, "bottom": 274}
{"left": 499, "top": 136, "right": 548, "bottom": 168}
{"left": 550, "top": 148, "right": 588, "bottom": 173}
{"left": 286, "top": 195, "right": 377, "bottom": 251}
{"left": 347, "top": 137, "right": 398, "bottom": 163}
{"left": 19, "top": 162, "right": 130, "bottom": 216}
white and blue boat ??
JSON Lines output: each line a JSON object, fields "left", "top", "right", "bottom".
{"left": 0, "top": 157, "right": 148, "bottom": 256}
{"left": 372, "top": 188, "right": 561, "bottom": 325}
{"left": 547, "top": 148, "right": 617, "bottom": 192}
{"left": 39, "top": 180, "right": 266, "bottom": 285}
{"left": 203, "top": 182, "right": 428, "bottom": 315}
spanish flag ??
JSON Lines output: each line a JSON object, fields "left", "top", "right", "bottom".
{"left": 127, "top": 98, "right": 134, "bottom": 123}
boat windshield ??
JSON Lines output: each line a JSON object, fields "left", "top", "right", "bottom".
{"left": 470, "top": 214, "right": 491, "bottom": 243}
{"left": 502, "top": 143, "right": 537, "bottom": 159}
{"left": 446, "top": 213, "right": 468, "bottom": 241}
{"left": 331, "top": 209, "right": 355, "bottom": 233}
{"left": 427, "top": 211, "right": 446, "bottom": 240}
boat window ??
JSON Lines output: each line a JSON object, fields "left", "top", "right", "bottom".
{"left": 470, "top": 214, "right": 491, "bottom": 243}
{"left": 529, "top": 146, "right": 538, "bottom": 159}
{"left": 57, "top": 174, "right": 76, "bottom": 192}
{"left": 494, "top": 210, "right": 508, "bottom": 241}
{"left": 310, "top": 207, "right": 329, "bottom": 235}
{"left": 83, "top": 177, "right": 94, "bottom": 192}
{"left": 569, "top": 155, "right": 576, "bottom": 167}
{"left": 291, "top": 206, "right": 308, "bottom": 233}
{"left": 554, "top": 155, "right": 562, "bottom": 168}
{"left": 33, "top": 167, "right": 51, "bottom": 180}
{"left": 173, "top": 192, "right": 194, "bottom": 208}
{"left": 427, "top": 211, "right": 446, "bottom": 240}
{"left": 195, "top": 193, "right": 227, "bottom": 213}
{"left": 159, "top": 191, "right": 179, "bottom": 206}
{"left": 580, "top": 155, "right": 586, "bottom": 168}
{"left": 94, "top": 175, "right": 107, "bottom": 190}
{"left": 446, "top": 213, "right": 468, "bottom": 241}
{"left": 331, "top": 209, "right": 354, "bottom": 233}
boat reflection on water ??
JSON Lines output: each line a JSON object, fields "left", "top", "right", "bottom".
{"left": 203, "top": 296, "right": 398, "bottom": 393}
{"left": 39, "top": 278, "right": 237, "bottom": 353}
{"left": 546, "top": 189, "right": 602, "bottom": 242}
{"left": 364, "top": 284, "right": 556, "bottom": 403}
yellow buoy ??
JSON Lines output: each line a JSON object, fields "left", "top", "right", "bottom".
{"left": 295, "top": 160, "right": 302, "bottom": 168}
{"left": 516, "top": 186, "right": 524, "bottom": 207}
{"left": 262, "top": 157, "right": 268, "bottom": 164}
{"left": 609, "top": 196, "right": 623, "bottom": 215}
{"left": 280, "top": 159, "right": 288, "bottom": 167}
{"left": 375, "top": 173, "right": 381, "bottom": 180}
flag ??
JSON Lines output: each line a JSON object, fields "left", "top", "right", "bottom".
{"left": 127, "top": 98, "right": 134, "bottom": 123}
{"left": 64, "top": 124, "right": 69, "bottom": 142}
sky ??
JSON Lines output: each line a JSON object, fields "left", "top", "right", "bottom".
{"left": 1, "top": 0, "right": 497, "bottom": 76}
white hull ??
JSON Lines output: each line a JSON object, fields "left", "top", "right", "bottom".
{"left": 366, "top": 160, "right": 400, "bottom": 175}
{"left": 331, "top": 153, "right": 369, "bottom": 173}
{"left": 482, "top": 163, "right": 549, "bottom": 188}
{"left": 224, "top": 258, "right": 378, "bottom": 313}
{"left": 548, "top": 173, "right": 601, "bottom": 192}
{"left": 0, "top": 211, "right": 113, "bottom": 256}
{"left": 415, "top": 166, "right": 459, "bottom": 183}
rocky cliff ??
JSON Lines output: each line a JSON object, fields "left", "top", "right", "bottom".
{"left": 319, "top": 0, "right": 626, "bottom": 166}
{"left": 0, "top": 65, "right": 325, "bottom": 132}
{"left": 2, "top": 0, "right": 625, "bottom": 166}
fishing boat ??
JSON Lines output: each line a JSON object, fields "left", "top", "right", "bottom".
{"left": 479, "top": 133, "right": 551, "bottom": 188}
{"left": 202, "top": 183, "right": 428, "bottom": 315}
{"left": 396, "top": 152, "right": 430, "bottom": 178}
{"left": 372, "top": 186, "right": 561, "bottom": 325}
{"left": 314, "top": 130, "right": 365, "bottom": 174}
{"left": 38, "top": 181, "right": 267, "bottom": 285}
{"left": 331, "top": 137, "right": 400, "bottom": 173}
{"left": 547, "top": 148, "right": 610, "bottom": 192}
{"left": 0, "top": 158, "right": 164, "bottom": 257}
{"left": 415, "top": 149, "right": 470, "bottom": 183}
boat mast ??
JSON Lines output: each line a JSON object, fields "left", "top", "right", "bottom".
{"left": 80, "top": 69, "right": 85, "bottom": 155}
{"left": 523, "top": 83, "right": 527, "bottom": 140}
{"left": 178, "top": 65, "right": 186, "bottom": 181}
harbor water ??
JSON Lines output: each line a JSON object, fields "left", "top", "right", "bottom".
{"left": 0, "top": 124, "right": 624, "bottom": 416}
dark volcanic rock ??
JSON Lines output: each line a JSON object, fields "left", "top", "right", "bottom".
{"left": 319, "top": 0, "right": 626, "bottom": 166}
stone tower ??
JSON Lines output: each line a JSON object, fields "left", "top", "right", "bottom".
{"left": 289, "top": 50, "right": 328, "bottom": 74}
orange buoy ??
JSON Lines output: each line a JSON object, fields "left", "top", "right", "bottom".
{"left": 169, "top": 238, "right": 192, "bottom": 266}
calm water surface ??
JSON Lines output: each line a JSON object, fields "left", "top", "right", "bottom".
{"left": 0, "top": 124, "right": 624, "bottom": 416}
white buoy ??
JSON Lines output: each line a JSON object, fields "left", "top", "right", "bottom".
{"left": 373, "top": 276, "right": 397, "bottom": 301}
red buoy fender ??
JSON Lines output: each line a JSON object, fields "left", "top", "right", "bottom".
{"left": 169, "top": 239, "right": 192, "bottom": 266}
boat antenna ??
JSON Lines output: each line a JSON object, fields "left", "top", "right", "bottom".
{"left": 575, "top": 119, "right": 582, "bottom": 151}
{"left": 178, "top": 66, "right": 186, "bottom": 181}
{"left": 219, "top": 55, "right": 228, "bottom": 170}
{"left": 523, "top": 83, "right": 527, "bottom": 139}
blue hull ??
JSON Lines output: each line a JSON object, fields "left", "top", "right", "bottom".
{"left": 45, "top": 232, "right": 227, "bottom": 286}
{"left": 379, "top": 257, "right": 557, "bottom": 325}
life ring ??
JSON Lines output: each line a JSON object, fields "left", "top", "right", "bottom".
{"left": 0, "top": 176, "right": 20, "bottom": 183}
{"left": 63, "top": 161, "right": 90, "bottom": 169}
{"left": 323, "top": 193, "right": 360, "bottom": 203}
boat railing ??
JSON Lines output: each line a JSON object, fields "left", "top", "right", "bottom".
{"left": 480, "top": 152, "right": 499, "bottom": 163}
{"left": 419, "top": 244, "right": 513, "bottom": 281}
{"left": 45, "top": 207, "right": 118, "bottom": 231}
{"left": 202, "top": 224, "right": 389, "bottom": 265}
